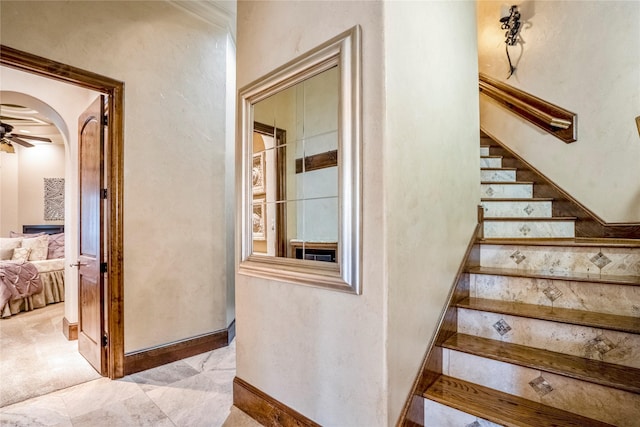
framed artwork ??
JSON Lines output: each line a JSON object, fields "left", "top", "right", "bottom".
{"left": 252, "top": 198, "right": 266, "bottom": 240}
{"left": 252, "top": 152, "right": 265, "bottom": 195}
{"left": 44, "top": 178, "right": 65, "bottom": 221}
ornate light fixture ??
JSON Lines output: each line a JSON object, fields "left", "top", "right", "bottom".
{"left": 500, "top": 5, "right": 522, "bottom": 78}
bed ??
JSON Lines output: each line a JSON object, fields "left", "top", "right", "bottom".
{"left": 0, "top": 225, "right": 65, "bottom": 318}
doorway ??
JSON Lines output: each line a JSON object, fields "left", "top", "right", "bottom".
{"left": 0, "top": 45, "right": 125, "bottom": 379}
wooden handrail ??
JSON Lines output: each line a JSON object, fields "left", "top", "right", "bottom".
{"left": 479, "top": 82, "right": 571, "bottom": 129}
{"left": 479, "top": 73, "right": 577, "bottom": 143}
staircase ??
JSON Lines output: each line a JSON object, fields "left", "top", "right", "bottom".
{"left": 419, "top": 135, "right": 640, "bottom": 426}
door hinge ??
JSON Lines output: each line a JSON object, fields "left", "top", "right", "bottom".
{"left": 100, "top": 262, "right": 108, "bottom": 274}
{"left": 103, "top": 115, "right": 108, "bottom": 126}
{"left": 101, "top": 188, "right": 108, "bottom": 199}
{"left": 102, "top": 334, "right": 108, "bottom": 347}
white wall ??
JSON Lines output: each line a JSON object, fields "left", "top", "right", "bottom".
{"left": 0, "top": 67, "right": 99, "bottom": 324}
{"left": 1, "top": 0, "right": 235, "bottom": 352}
{"left": 478, "top": 1, "right": 640, "bottom": 222}
{"left": 236, "top": 2, "right": 387, "bottom": 425}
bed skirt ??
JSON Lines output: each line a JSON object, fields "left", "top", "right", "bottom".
{"left": 1, "top": 270, "right": 64, "bottom": 318}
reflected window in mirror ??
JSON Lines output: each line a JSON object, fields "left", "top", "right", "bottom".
{"left": 239, "top": 26, "right": 361, "bottom": 294}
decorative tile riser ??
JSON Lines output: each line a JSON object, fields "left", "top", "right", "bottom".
{"left": 457, "top": 308, "right": 640, "bottom": 369}
{"left": 470, "top": 274, "right": 640, "bottom": 317}
{"left": 480, "top": 245, "right": 640, "bottom": 277}
{"left": 483, "top": 221, "right": 575, "bottom": 239}
{"left": 481, "top": 158, "right": 502, "bottom": 168}
{"left": 480, "top": 170, "right": 516, "bottom": 182}
{"left": 481, "top": 184, "right": 533, "bottom": 199}
{"left": 481, "top": 200, "right": 552, "bottom": 218}
{"left": 424, "top": 398, "right": 502, "bottom": 427}
{"left": 480, "top": 146, "right": 491, "bottom": 156}
{"left": 442, "top": 349, "right": 640, "bottom": 427}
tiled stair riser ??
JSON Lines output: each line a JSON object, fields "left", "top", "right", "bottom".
{"left": 442, "top": 349, "right": 640, "bottom": 427}
{"left": 470, "top": 274, "right": 640, "bottom": 317}
{"left": 481, "top": 183, "right": 532, "bottom": 199}
{"left": 480, "top": 146, "right": 491, "bottom": 157}
{"left": 480, "top": 170, "right": 516, "bottom": 182}
{"left": 457, "top": 308, "right": 640, "bottom": 369}
{"left": 483, "top": 220, "right": 575, "bottom": 239}
{"left": 480, "top": 157, "right": 502, "bottom": 168}
{"left": 423, "top": 399, "right": 502, "bottom": 427}
{"left": 481, "top": 200, "right": 552, "bottom": 218}
{"left": 480, "top": 245, "right": 640, "bottom": 277}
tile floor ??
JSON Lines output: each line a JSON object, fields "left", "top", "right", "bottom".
{"left": 0, "top": 305, "right": 260, "bottom": 426}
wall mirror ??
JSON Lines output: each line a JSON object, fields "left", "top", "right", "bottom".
{"left": 238, "top": 26, "right": 362, "bottom": 294}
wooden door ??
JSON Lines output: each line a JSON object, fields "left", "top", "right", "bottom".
{"left": 77, "top": 95, "right": 106, "bottom": 375}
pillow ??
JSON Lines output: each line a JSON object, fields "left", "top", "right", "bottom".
{"left": 47, "top": 233, "right": 65, "bottom": 259}
{"left": 9, "top": 231, "right": 46, "bottom": 238}
{"left": 0, "top": 237, "right": 23, "bottom": 251}
{"left": 0, "top": 248, "right": 14, "bottom": 260}
{"left": 11, "top": 247, "right": 31, "bottom": 263}
{"left": 22, "top": 235, "right": 49, "bottom": 261}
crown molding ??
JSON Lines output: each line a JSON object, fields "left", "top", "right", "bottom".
{"left": 167, "top": 0, "right": 236, "bottom": 43}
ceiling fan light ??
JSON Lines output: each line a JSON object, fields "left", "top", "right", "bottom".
{"left": 0, "top": 142, "right": 16, "bottom": 154}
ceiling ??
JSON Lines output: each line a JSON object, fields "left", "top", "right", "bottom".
{"left": 1, "top": 103, "right": 64, "bottom": 145}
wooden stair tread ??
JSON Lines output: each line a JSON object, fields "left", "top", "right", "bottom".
{"left": 442, "top": 333, "right": 640, "bottom": 393}
{"left": 481, "top": 197, "right": 555, "bottom": 202}
{"left": 467, "top": 266, "right": 640, "bottom": 286}
{"left": 481, "top": 167, "right": 517, "bottom": 171}
{"left": 483, "top": 217, "right": 577, "bottom": 222}
{"left": 479, "top": 237, "right": 640, "bottom": 248}
{"left": 424, "top": 375, "right": 614, "bottom": 427}
{"left": 481, "top": 181, "right": 533, "bottom": 185}
{"left": 481, "top": 155, "right": 502, "bottom": 159}
{"left": 456, "top": 297, "right": 640, "bottom": 334}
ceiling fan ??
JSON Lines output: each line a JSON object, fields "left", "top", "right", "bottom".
{"left": 0, "top": 121, "right": 52, "bottom": 153}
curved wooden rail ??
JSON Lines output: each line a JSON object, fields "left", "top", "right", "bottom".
{"left": 479, "top": 73, "right": 577, "bottom": 143}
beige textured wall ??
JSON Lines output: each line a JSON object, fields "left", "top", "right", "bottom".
{"left": 237, "top": 1, "right": 480, "bottom": 425}
{"left": 478, "top": 1, "right": 640, "bottom": 222}
{"left": 384, "top": 1, "right": 480, "bottom": 423}
{"left": 0, "top": 1, "right": 234, "bottom": 352}
{"left": 236, "top": 2, "right": 387, "bottom": 425}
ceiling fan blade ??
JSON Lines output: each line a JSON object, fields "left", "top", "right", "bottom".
{"left": 11, "top": 132, "right": 52, "bottom": 142}
{"left": 8, "top": 136, "right": 35, "bottom": 148}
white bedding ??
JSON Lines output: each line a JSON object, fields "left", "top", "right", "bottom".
{"left": 32, "top": 258, "right": 65, "bottom": 273}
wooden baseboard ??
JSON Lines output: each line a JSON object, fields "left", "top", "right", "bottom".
{"left": 233, "top": 377, "right": 320, "bottom": 427}
{"left": 62, "top": 317, "right": 78, "bottom": 341}
{"left": 124, "top": 320, "right": 234, "bottom": 375}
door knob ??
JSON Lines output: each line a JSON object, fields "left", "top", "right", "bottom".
{"left": 70, "top": 261, "right": 87, "bottom": 268}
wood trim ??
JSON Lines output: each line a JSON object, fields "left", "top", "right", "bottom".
{"left": 254, "top": 122, "right": 287, "bottom": 257}
{"left": 479, "top": 73, "right": 577, "bottom": 143}
{"left": 62, "top": 317, "right": 78, "bottom": 341}
{"left": 295, "top": 149, "right": 338, "bottom": 174}
{"left": 482, "top": 128, "right": 640, "bottom": 238}
{"left": 124, "top": 327, "right": 231, "bottom": 375}
{"left": 397, "top": 224, "right": 480, "bottom": 427}
{"left": 1, "top": 44, "right": 126, "bottom": 379}
{"left": 233, "top": 377, "right": 321, "bottom": 427}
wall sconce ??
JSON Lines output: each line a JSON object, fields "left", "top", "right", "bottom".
{"left": 500, "top": 4, "right": 521, "bottom": 78}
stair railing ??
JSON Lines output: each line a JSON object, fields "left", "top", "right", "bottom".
{"left": 479, "top": 73, "right": 577, "bottom": 143}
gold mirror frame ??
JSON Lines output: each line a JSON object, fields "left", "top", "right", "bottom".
{"left": 237, "top": 26, "right": 362, "bottom": 294}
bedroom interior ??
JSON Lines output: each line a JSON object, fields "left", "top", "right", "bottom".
{"left": 0, "top": 74, "right": 104, "bottom": 405}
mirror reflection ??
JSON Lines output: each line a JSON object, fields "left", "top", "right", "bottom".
{"left": 251, "top": 66, "right": 339, "bottom": 262}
